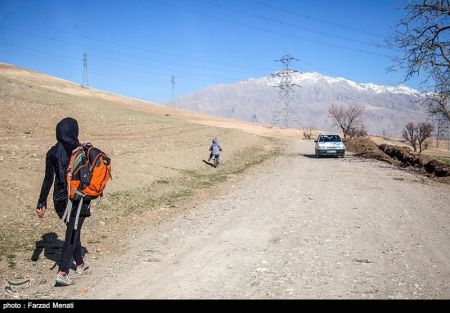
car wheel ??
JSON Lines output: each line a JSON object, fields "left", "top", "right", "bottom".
{"left": 315, "top": 149, "right": 319, "bottom": 158}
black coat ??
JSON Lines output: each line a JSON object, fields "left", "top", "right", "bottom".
{"left": 37, "top": 117, "right": 90, "bottom": 218}
{"left": 37, "top": 145, "right": 91, "bottom": 218}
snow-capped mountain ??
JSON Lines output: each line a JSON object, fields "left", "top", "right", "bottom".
{"left": 169, "top": 72, "right": 427, "bottom": 135}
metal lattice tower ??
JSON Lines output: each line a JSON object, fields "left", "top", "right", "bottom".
{"left": 171, "top": 74, "right": 176, "bottom": 102}
{"left": 82, "top": 53, "right": 89, "bottom": 87}
{"left": 271, "top": 54, "right": 302, "bottom": 128}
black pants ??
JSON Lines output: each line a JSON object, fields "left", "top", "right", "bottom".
{"left": 54, "top": 192, "right": 91, "bottom": 274}
{"left": 59, "top": 215, "right": 86, "bottom": 273}
{"left": 208, "top": 153, "right": 220, "bottom": 161}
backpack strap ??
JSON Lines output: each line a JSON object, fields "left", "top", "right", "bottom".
{"left": 61, "top": 188, "right": 85, "bottom": 229}
{"left": 73, "top": 196, "right": 84, "bottom": 230}
{"left": 61, "top": 191, "right": 72, "bottom": 224}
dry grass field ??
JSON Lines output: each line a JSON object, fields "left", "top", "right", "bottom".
{"left": 0, "top": 64, "right": 286, "bottom": 278}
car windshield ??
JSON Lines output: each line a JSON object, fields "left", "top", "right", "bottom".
{"left": 319, "top": 135, "right": 341, "bottom": 142}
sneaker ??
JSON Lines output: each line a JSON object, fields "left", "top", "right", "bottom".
{"left": 75, "top": 262, "right": 90, "bottom": 274}
{"left": 55, "top": 272, "right": 73, "bottom": 286}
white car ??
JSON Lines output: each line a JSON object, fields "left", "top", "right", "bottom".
{"left": 314, "top": 134, "right": 345, "bottom": 158}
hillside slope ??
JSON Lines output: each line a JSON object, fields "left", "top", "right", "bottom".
{"left": 0, "top": 64, "right": 281, "bottom": 276}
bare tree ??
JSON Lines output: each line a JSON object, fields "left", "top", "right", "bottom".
{"left": 328, "top": 104, "right": 345, "bottom": 135}
{"left": 402, "top": 122, "right": 434, "bottom": 153}
{"left": 388, "top": 0, "right": 450, "bottom": 122}
{"left": 424, "top": 74, "right": 450, "bottom": 122}
{"left": 418, "top": 122, "right": 434, "bottom": 152}
{"left": 328, "top": 104, "right": 365, "bottom": 138}
{"left": 302, "top": 125, "right": 315, "bottom": 140}
{"left": 389, "top": 0, "right": 449, "bottom": 81}
{"left": 348, "top": 124, "right": 368, "bottom": 137}
{"left": 402, "top": 122, "right": 418, "bottom": 152}
{"left": 434, "top": 115, "right": 449, "bottom": 146}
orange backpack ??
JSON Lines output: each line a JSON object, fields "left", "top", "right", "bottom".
{"left": 62, "top": 143, "right": 112, "bottom": 229}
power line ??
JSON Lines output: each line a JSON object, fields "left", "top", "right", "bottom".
{"left": 0, "top": 46, "right": 193, "bottom": 95}
{"left": 3, "top": 17, "right": 275, "bottom": 73}
{"left": 0, "top": 42, "right": 172, "bottom": 86}
{"left": 0, "top": 49, "right": 192, "bottom": 101}
{"left": 0, "top": 41, "right": 227, "bottom": 98}
{"left": 4, "top": 0, "right": 396, "bottom": 93}
{"left": 255, "top": 0, "right": 385, "bottom": 39}
{"left": 4, "top": 8, "right": 395, "bottom": 88}
{"left": 199, "top": 0, "right": 384, "bottom": 48}
{"left": 1, "top": 1, "right": 402, "bottom": 105}
{"left": 0, "top": 31, "right": 251, "bottom": 86}
{"left": 154, "top": 0, "right": 391, "bottom": 58}
{"left": 5, "top": 3, "right": 344, "bottom": 74}
{"left": 6, "top": 5, "right": 256, "bottom": 61}
{"left": 4, "top": 27, "right": 270, "bottom": 81}
{"left": 2, "top": 27, "right": 357, "bottom": 94}
{"left": 7, "top": 2, "right": 390, "bottom": 60}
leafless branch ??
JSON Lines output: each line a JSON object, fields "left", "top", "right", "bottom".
{"left": 388, "top": 0, "right": 449, "bottom": 122}
{"left": 328, "top": 104, "right": 365, "bottom": 138}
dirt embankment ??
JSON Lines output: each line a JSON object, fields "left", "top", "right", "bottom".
{"left": 345, "top": 137, "right": 450, "bottom": 183}
{"left": 378, "top": 144, "right": 450, "bottom": 178}
{"left": 343, "top": 137, "right": 398, "bottom": 164}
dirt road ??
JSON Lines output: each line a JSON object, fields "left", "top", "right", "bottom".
{"left": 54, "top": 139, "right": 450, "bottom": 299}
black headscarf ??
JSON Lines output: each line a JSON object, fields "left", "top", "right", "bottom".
{"left": 55, "top": 117, "right": 80, "bottom": 182}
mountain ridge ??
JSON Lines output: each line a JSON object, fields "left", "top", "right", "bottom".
{"left": 171, "top": 72, "right": 428, "bottom": 135}
{"left": 241, "top": 72, "right": 421, "bottom": 96}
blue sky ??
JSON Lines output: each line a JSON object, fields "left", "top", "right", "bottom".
{"left": 0, "top": 0, "right": 427, "bottom": 103}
